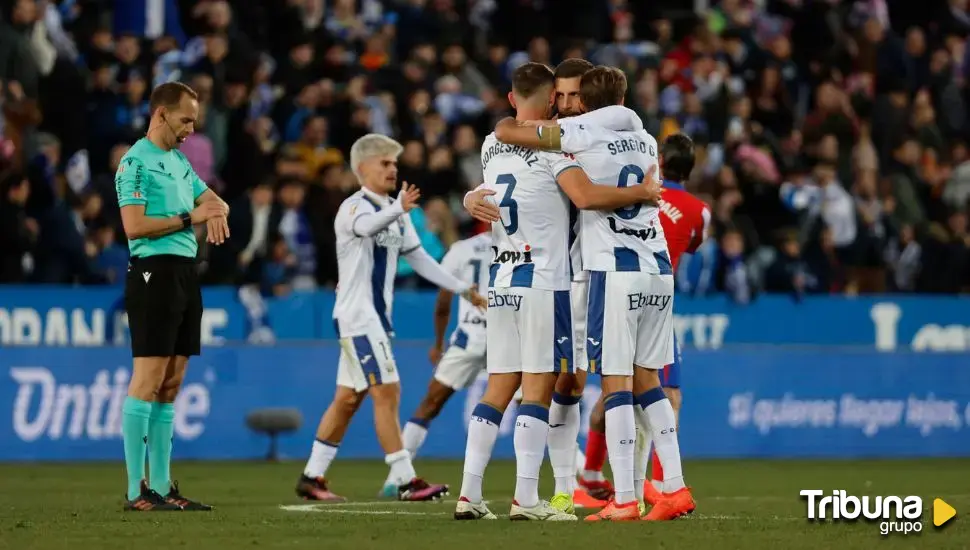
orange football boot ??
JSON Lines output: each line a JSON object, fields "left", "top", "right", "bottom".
{"left": 642, "top": 487, "right": 696, "bottom": 521}
{"left": 642, "top": 480, "right": 663, "bottom": 506}
{"left": 585, "top": 499, "right": 641, "bottom": 522}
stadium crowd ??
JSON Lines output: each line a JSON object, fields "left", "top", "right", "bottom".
{"left": 1, "top": 0, "right": 970, "bottom": 298}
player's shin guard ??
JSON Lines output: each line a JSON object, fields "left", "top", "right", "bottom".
{"left": 304, "top": 439, "right": 339, "bottom": 478}
{"left": 548, "top": 392, "right": 581, "bottom": 494}
{"left": 513, "top": 402, "right": 550, "bottom": 508}
{"left": 147, "top": 402, "right": 175, "bottom": 495}
{"left": 402, "top": 418, "right": 429, "bottom": 458}
{"left": 604, "top": 391, "right": 636, "bottom": 505}
{"left": 636, "top": 387, "right": 685, "bottom": 493}
{"left": 460, "top": 403, "right": 502, "bottom": 503}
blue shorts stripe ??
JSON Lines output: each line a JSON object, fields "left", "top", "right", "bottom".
{"left": 586, "top": 271, "right": 607, "bottom": 374}
{"left": 614, "top": 247, "right": 640, "bottom": 271}
{"left": 452, "top": 328, "right": 469, "bottom": 349}
{"left": 351, "top": 335, "right": 382, "bottom": 386}
{"left": 509, "top": 264, "right": 535, "bottom": 287}
{"left": 663, "top": 333, "right": 681, "bottom": 388}
{"left": 553, "top": 289, "right": 573, "bottom": 374}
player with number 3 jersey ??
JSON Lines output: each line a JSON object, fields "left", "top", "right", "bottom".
{"left": 455, "top": 63, "right": 661, "bottom": 522}
{"left": 491, "top": 66, "right": 695, "bottom": 522}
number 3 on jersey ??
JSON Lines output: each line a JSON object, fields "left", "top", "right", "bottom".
{"left": 496, "top": 173, "right": 518, "bottom": 234}
{"left": 615, "top": 164, "right": 644, "bottom": 220}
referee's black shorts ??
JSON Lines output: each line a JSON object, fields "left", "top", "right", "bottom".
{"left": 125, "top": 255, "right": 203, "bottom": 358}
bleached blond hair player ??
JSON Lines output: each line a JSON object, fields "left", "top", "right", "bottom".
{"left": 295, "top": 134, "right": 486, "bottom": 503}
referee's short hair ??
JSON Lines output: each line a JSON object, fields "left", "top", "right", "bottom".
{"left": 150, "top": 81, "right": 199, "bottom": 116}
{"left": 350, "top": 134, "right": 403, "bottom": 180}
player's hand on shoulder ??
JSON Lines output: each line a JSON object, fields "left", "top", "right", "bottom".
{"left": 462, "top": 287, "right": 488, "bottom": 311}
{"left": 396, "top": 181, "right": 421, "bottom": 212}
{"left": 428, "top": 346, "right": 444, "bottom": 366}
{"left": 463, "top": 188, "right": 501, "bottom": 223}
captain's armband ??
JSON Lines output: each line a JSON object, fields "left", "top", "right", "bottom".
{"left": 537, "top": 125, "right": 562, "bottom": 151}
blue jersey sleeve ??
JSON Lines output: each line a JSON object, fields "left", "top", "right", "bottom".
{"left": 115, "top": 157, "right": 148, "bottom": 207}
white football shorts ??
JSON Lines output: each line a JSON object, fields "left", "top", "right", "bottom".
{"left": 434, "top": 331, "right": 486, "bottom": 390}
{"left": 486, "top": 287, "right": 573, "bottom": 374}
{"left": 584, "top": 271, "right": 674, "bottom": 376}
{"left": 336, "top": 328, "right": 400, "bottom": 392}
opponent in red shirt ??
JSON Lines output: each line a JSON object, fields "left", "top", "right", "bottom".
{"left": 575, "top": 134, "right": 710, "bottom": 513}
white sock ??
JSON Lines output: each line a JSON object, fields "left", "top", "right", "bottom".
{"left": 547, "top": 394, "right": 580, "bottom": 494}
{"left": 459, "top": 403, "right": 502, "bottom": 503}
{"left": 402, "top": 420, "right": 429, "bottom": 458}
{"left": 604, "top": 392, "right": 636, "bottom": 505}
{"left": 303, "top": 439, "right": 338, "bottom": 478}
{"left": 633, "top": 423, "right": 650, "bottom": 502}
{"left": 513, "top": 403, "right": 549, "bottom": 508}
{"left": 384, "top": 449, "right": 416, "bottom": 486}
{"left": 637, "top": 388, "right": 685, "bottom": 492}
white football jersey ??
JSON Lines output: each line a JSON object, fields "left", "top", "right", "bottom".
{"left": 332, "top": 188, "right": 421, "bottom": 337}
{"left": 481, "top": 133, "right": 578, "bottom": 291}
{"left": 439, "top": 232, "right": 491, "bottom": 347}
{"left": 557, "top": 118, "right": 672, "bottom": 274}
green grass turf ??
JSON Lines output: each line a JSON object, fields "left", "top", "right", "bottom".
{"left": 0, "top": 459, "right": 966, "bottom": 549}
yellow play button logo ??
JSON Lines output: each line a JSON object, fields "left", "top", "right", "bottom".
{"left": 933, "top": 498, "right": 956, "bottom": 527}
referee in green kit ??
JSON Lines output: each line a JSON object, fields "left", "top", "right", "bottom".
{"left": 115, "top": 81, "right": 229, "bottom": 511}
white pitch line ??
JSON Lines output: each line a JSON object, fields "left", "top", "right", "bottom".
{"left": 280, "top": 504, "right": 801, "bottom": 521}
{"left": 280, "top": 506, "right": 437, "bottom": 516}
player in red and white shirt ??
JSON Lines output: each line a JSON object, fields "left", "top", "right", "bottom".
{"left": 577, "top": 133, "right": 711, "bottom": 511}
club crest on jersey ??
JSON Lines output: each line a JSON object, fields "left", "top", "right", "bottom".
{"left": 374, "top": 229, "right": 404, "bottom": 249}
{"left": 608, "top": 217, "right": 658, "bottom": 241}
{"left": 492, "top": 245, "right": 533, "bottom": 264}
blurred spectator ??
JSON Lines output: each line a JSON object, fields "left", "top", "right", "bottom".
{"left": 0, "top": 0, "right": 966, "bottom": 296}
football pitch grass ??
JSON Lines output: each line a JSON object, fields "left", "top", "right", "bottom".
{"left": 1, "top": 459, "right": 966, "bottom": 549}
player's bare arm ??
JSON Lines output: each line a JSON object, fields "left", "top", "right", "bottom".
{"left": 556, "top": 164, "right": 662, "bottom": 211}
{"left": 430, "top": 290, "right": 454, "bottom": 365}
{"left": 495, "top": 117, "right": 563, "bottom": 151}
{"left": 119, "top": 201, "right": 227, "bottom": 240}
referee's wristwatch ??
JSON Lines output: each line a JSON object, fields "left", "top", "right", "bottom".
{"left": 180, "top": 212, "right": 192, "bottom": 229}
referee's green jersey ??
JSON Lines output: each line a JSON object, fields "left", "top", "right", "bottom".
{"left": 115, "top": 137, "right": 209, "bottom": 258}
